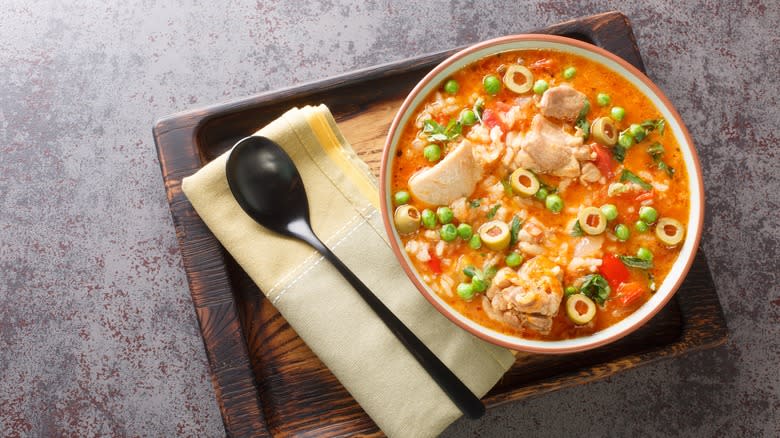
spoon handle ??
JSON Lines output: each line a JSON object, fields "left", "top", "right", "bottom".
{"left": 305, "top": 234, "right": 486, "bottom": 419}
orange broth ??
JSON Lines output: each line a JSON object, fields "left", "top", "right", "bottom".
{"left": 391, "top": 49, "right": 689, "bottom": 340}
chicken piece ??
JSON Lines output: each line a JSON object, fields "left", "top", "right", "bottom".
{"left": 486, "top": 267, "right": 517, "bottom": 299}
{"left": 579, "top": 162, "right": 602, "bottom": 184}
{"left": 408, "top": 140, "right": 483, "bottom": 205}
{"left": 515, "top": 114, "right": 583, "bottom": 177}
{"left": 539, "top": 84, "right": 587, "bottom": 121}
{"left": 486, "top": 256, "right": 564, "bottom": 334}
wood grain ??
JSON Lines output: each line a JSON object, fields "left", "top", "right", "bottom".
{"left": 153, "top": 11, "right": 727, "bottom": 437}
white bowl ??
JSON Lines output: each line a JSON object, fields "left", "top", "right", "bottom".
{"left": 379, "top": 35, "right": 704, "bottom": 354}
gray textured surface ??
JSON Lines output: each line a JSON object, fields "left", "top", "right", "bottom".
{"left": 0, "top": 1, "right": 778, "bottom": 436}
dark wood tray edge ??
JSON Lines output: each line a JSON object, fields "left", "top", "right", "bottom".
{"left": 154, "top": 127, "right": 272, "bottom": 437}
{"left": 152, "top": 11, "right": 643, "bottom": 137}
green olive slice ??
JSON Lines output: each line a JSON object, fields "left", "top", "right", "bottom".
{"left": 394, "top": 205, "right": 421, "bottom": 234}
{"left": 591, "top": 117, "right": 618, "bottom": 146}
{"left": 655, "top": 217, "right": 685, "bottom": 246}
{"left": 566, "top": 293, "right": 596, "bottom": 324}
{"left": 478, "top": 220, "right": 511, "bottom": 251}
{"left": 509, "top": 168, "right": 540, "bottom": 196}
{"left": 502, "top": 65, "right": 534, "bottom": 94}
{"left": 577, "top": 206, "right": 607, "bottom": 235}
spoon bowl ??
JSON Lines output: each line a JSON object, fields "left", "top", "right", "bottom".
{"left": 225, "top": 135, "right": 485, "bottom": 419}
{"left": 226, "top": 136, "right": 310, "bottom": 238}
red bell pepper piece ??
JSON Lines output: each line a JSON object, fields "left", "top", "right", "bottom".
{"left": 615, "top": 281, "right": 648, "bottom": 308}
{"left": 599, "top": 253, "right": 630, "bottom": 291}
{"left": 591, "top": 144, "right": 615, "bottom": 179}
{"left": 426, "top": 249, "right": 442, "bottom": 274}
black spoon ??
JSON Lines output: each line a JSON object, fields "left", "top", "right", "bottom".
{"left": 225, "top": 136, "right": 485, "bottom": 420}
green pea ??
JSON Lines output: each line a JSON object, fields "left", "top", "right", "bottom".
{"left": 615, "top": 223, "right": 630, "bottom": 241}
{"left": 471, "top": 277, "right": 488, "bottom": 293}
{"left": 545, "top": 194, "right": 563, "bottom": 213}
{"left": 629, "top": 123, "right": 646, "bottom": 142}
{"left": 597, "top": 93, "right": 611, "bottom": 107}
{"left": 533, "top": 79, "right": 549, "bottom": 95}
{"left": 637, "top": 247, "right": 654, "bottom": 262}
{"left": 565, "top": 286, "right": 578, "bottom": 296}
{"left": 444, "top": 79, "right": 459, "bottom": 94}
{"left": 611, "top": 106, "right": 626, "bottom": 121}
{"left": 457, "top": 223, "right": 473, "bottom": 240}
{"left": 423, "top": 144, "right": 441, "bottom": 162}
{"left": 436, "top": 206, "right": 454, "bottom": 224}
{"left": 618, "top": 131, "right": 634, "bottom": 149}
{"left": 600, "top": 204, "right": 618, "bottom": 221}
{"left": 638, "top": 206, "right": 658, "bottom": 223}
{"left": 459, "top": 109, "right": 477, "bottom": 126}
{"left": 505, "top": 252, "right": 523, "bottom": 267}
{"left": 393, "top": 191, "right": 410, "bottom": 205}
{"left": 635, "top": 220, "right": 649, "bottom": 232}
{"left": 440, "top": 223, "right": 457, "bottom": 242}
{"left": 468, "top": 234, "right": 482, "bottom": 249}
{"left": 563, "top": 66, "right": 576, "bottom": 79}
{"left": 535, "top": 187, "right": 549, "bottom": 201}
{"left": 456, "top": 282, "right": 475, "bottom": 300}
{"left": 421, "top": 209, "right": 437, "bottom": 229}
{"left": 483, "top": 74, "right": 501, "bottom": 95}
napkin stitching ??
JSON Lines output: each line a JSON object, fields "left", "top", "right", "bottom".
{"left": 285, "top": 111, "right": 386, "bottom": 238}
{"left": 266, "top": 206, "right": 371, "bottom": 297}
{"left": 271, "top": 209, "right": 377, "bottom": 306}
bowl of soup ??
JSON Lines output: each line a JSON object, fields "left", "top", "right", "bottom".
{"left": 379, "top": 35, "right": 703, "bottom": 353}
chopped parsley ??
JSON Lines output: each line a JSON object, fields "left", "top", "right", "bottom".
{"left": 469, "top": 199, "right": 482, "bottom": 208}
{"left": 613, "top": 144, "right": 627, "bottom": 163}
{"left": 578, "top": 98, "right": 591, "bottom": 120}
{"left": 576, "top": 117, "right": 590, "bottom": 140}
{"left": 501, "top": 179, "right": 513, "bottom": 195}
{"left": 423, "top": 118, "right": 462, "bottom": 142}
{"left": 570, "top": 220, "right": 584, "bottom": 237}
{"left": 482, "top": 264, "right": 498, "bottom": 281}
{"left": 579, "top": 274, "right": 611, "bottom": 305}
{"left": 619, "top": 169, "right": 653, "bottom": 191}
{"left": 648, "top": 142, "right": 675, "bottom": 177}
{"left": 487, "top": 203, "right": 501, "bottom": 219}
{"left": 619, "top": 255, "right": 654, "bottom": 270}
{"left": 509, "top": 215, "right": 523, "bottom": 246}
{"left": 641, "top": 118, "right": 666, "bottom": 136}
{"left": 463, "top": 264, "right": 498, "bottom": 288}
{"left": 647, "top": 142, "right": 664, "bottom": 156}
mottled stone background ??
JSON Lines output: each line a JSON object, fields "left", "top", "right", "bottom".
{"left": 0, "top": 0, "right": 777, "bottom": 436}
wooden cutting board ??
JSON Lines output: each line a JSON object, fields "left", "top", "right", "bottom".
{"left": 153, "top": 11, "right": 727, "bottom": 437}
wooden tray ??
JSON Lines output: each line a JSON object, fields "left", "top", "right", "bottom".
{"left": 153, "top": 11, "right": 727, "bottom": 437}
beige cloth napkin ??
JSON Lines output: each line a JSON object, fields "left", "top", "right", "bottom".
{"left": 181, "top": 105, "right": 515, "bottom": 437}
